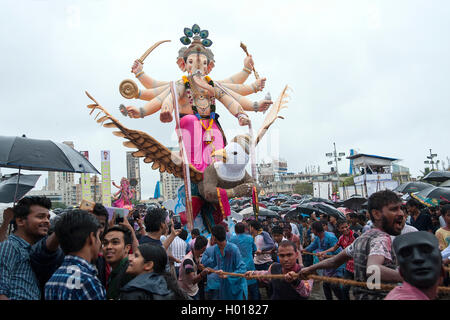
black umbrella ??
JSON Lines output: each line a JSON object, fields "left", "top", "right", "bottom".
{"left": 284, "top": 207, "right": 312, "bottom": 220}
{"left": 422, "top": 171, "right": 450, "bottom": 183}
{"left": 267, "top": 206, "right": 282, "bottom": 212}
{"left": 284, "top": 209, "right": 301, "bottom": 220}
{"left": 414, "top": 186, "right": 450, "bottom": 202}
{"left": 0, "top": 174, "right": 40, "bottom": 203}
{"left": 239, "top": 206, "right": 278, "bottom": 218}
{"left": 393, "top": 181, "right": 435, "bottom": 194}
{"left": 294, "top": 203, "right": 321, "bottom": 215}
{"left": 303, "top": 197, "right": 335, "bottom": 206}
{"left": 343, "top": 195, "right": 367, "bottom": 211}
{"left": 0, "top": 135, "right": 99, "bottom": 174}
{"left": 310, "top": 202, "right": 346, "bottom": 220}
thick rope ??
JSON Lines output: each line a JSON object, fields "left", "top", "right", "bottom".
{"left": 206, "top": 269, "right": 450, "bottom": 294}
{"left": 255, "top": 251, "right": 334, "bottom": 259}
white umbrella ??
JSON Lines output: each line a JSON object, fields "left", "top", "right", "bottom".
{"left": 439, "top": 179, "right": 450, "bottom": 187}
{"left": 239, "top": 206, "right": 278, "bottom": 218}
{"left": 230, "top": 210, "right": 243, "bottom": 222}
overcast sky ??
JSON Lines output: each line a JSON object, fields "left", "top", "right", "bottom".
{"left": 1, "top": 0, "right": 449, "bottom": 199}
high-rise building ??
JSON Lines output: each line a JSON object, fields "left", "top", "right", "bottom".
{"left": 76, "top": 175, "right": 102, "bottom": 204}
{"left": 45, "top": 141, "right": 76, "bottom": 206}
{"left": 126, "top": 151, "right": 141, "bottom": 201}
{"left": 160, "top": 172, "right": 183, "bottom": 201}
{"left": 47, "top": 171, "right": 56, "bottom": 191}
{"left": 159, "top": 147, "right": 183, "bottom": 201}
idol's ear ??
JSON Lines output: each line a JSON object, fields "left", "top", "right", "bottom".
{"left": 207, "top": 61, "right": 215, "bottom": 74}
{"left": 177, "top": 57, "right": 186, "bottom": 72}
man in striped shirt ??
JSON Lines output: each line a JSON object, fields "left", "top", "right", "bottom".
{"left": 169, "top": 229, "right": 188, "bottom": 277}
{"left": 0, "top": 196, "right": 61, "bottom": 300}
{"left": 45, "top": 209, "right": 105, "bottom": 300}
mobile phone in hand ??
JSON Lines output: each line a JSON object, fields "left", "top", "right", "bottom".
{"left": 114, "top": 208, "right": 127, "bottom": 224}
{"left": 173, "top": 215, "right": 182, "bottom": 230}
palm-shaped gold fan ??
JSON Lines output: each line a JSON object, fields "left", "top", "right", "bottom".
{"left": 255, "top": 85, "right": 291, "bottom": 146}
{"left": 85, "top": 91, "right": 204, "bottom": 183}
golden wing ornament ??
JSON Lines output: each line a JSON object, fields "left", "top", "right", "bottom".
{"left": 85, "top": 91, "right": 204, "bottom": 184}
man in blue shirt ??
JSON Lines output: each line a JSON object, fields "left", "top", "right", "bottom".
{"left": 229, "top": 222, "right": 259, "bottom": 300}
{"left": 303, "top": 221, "right": 345, "bottom": 300}
{"left": 45, "top": 209, "right": 106, "bottom": 300}
{"left": 201, "top": 243, "right": 221, "bottom": 300}
{"left": 203, "top": 225, "right": 248, "bottom": 300}
{"left": 0, "top": 196, "right": 63, "bottom": 300}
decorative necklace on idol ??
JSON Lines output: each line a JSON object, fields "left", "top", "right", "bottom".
{"left": 183, "top": 75, "right": 216, "bottom": 144}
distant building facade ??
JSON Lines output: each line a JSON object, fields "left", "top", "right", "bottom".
{"left": 126, "top": 151, "right": 141, "bottom": 201}
{"left": 159, "top": 147, "right": 183, "bottom": 201}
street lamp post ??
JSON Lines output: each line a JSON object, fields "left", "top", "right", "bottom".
{"left": 326, "top": 142, "right": 345, "bottom": 200}
{"left": 424, "top": 149, "right": 439, "bottom": 171}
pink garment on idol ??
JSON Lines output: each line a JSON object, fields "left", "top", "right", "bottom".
{"left": 384, "top": 282, "right": 430, "bottom": 300}
{"left": 180, "top": 115, "right": 225, "bottom": 172}
{"left": 112, "top": 197, "right": 125, "bottom": 208}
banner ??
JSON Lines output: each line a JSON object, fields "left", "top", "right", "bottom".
{"left": 80, "top": 151, "right": 92, "bottom": 201}
{"left": 101, "top": 150, "right": 112, "bottom": 207}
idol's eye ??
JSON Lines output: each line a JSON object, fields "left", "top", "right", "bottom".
{"left": 418, "top": 244, "right": 433, "bottom": 254}
{"left": 399, "top": 247, "right": 412, "bottom": 258}
{"left": 233, "top": 151, "right": 238, "bottom": 155}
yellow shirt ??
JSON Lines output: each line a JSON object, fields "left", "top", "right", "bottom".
{"left": 435, "top": 228, "right": 450, "bottom": 251}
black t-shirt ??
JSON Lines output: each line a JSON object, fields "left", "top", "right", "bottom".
{"left": 139, "top": 235, "right": 162, "bottom": 246}
{"left": 350, "top": 223, "right": 363, "bottom": 236}
{"left": 410, "top": 210, "right": 433, "bottom": 232}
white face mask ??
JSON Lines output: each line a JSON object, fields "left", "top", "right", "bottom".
{"left": 215, "top": 143, "right": 248, "bottom": 182}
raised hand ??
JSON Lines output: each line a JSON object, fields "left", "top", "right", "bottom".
{"left": 2, "top": 208, "right": 14, "bottom": 225}
{"left": 160, "top": 104, "right": 173, "bottom": 123}
{"left": 254, "top": 77, "right": 266, "bottom": 92}
{"left": 131, "top": 59, "right": 143, "bottom": 75}
{"left": 108, "top": 213, "right": 117, "bottom": 228}
{"left": 244, "top": 55, "right": 254, "bottom": 70}
{"left": 119, "top": 215, "right": 133, "bottom": 232}
{"left": 238, "top": 114, "right": 250, "bottom": 126}
{"left": 126, "top": 106, "right": 141, "bottom": 118}
{"left": 258, "top": 99, "right": 273, "bottom": 112}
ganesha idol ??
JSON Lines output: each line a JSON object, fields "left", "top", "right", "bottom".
{"left": 86, "top": 24, "right": 290, "bottom": 231}
{"left": 122, "top": 24, "right": 273, "bottom": 172}
{"left": 112, "top": 177, "right": 135, "bottom": 211}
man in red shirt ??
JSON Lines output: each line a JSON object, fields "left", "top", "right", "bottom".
{"left": 283, "top": 223, "right": 302, "bottom": 256}
{"left": 317, "top": 219, "right": 355, "bottom": 300}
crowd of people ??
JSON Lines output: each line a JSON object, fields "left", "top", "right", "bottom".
{"left": 0, "top": 189, "right": 449, "bottom": 300}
